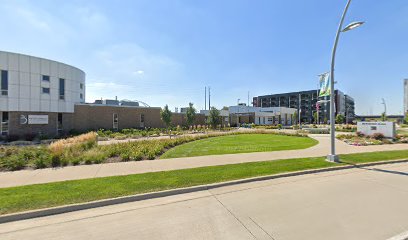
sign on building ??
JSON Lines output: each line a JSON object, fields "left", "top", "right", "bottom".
{"left": 28, "top": 115, "right": 49, "bottom": 124}
{"left": 357, "top": 122, "right": 396, "bottom": 138}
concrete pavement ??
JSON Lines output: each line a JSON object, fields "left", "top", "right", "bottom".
{"left": 0, "top": 134, "right": 407, "bottom": 188}
{"left": 1, "top": 162, "right": 408, "bottom": 240}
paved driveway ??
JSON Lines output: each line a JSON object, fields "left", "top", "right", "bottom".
{"left": 0, "top": 134, "right": 407, "bottom": 188}
{"left": 1, "top": 162, "right": 408, "bottom": 240}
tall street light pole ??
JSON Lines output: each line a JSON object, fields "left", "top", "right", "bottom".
{"left": 328, "top": 0, "right": 364, "bottom": 162}
{"left": 381, "top": 98, "right": 387, "bottom": 116}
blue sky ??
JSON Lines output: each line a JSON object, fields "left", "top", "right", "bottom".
{"left": 0, "top": 0, "right": 407, "bottom": 114}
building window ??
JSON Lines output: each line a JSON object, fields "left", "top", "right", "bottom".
{"left": 57, "top": 113, "right": 63, "bottom": 134}
{"left": 59, "top": 78, "right": 65, "bottom": 100}
{"left": 1, "top": 70, "right": 8, "bottom": 96}
{"left": 80, "top": 93, "right": 83, "bottom": 99}
{"left": 80, "top": 83, "right": 83, "bottom": 89}
{"left": 42, "top": 87, "right": 50, "bottom": 94}
{"left": 42, "top": 75, "right": 50, "bottom": 82}
{"left": 113, "top": 113, "right": 118, "bottom": 130}
{"left": 1, "top": 112, "right": 9, "bottom": 135}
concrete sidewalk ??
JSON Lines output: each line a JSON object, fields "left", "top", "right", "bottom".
{"left": 0, "top": 134, "right": 407, "bottom": 188}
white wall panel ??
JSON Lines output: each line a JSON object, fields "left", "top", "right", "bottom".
{"left": 40, "top": 59, "right": 51, "bottom": 75}
{"left": 19, "top": 72, "right": 30, "bottom": 86}
{"left": 0, "top": 97, "right": 8, "bottom": 111}
{"left": 30, "top": 57, "right": 40, "bottom": 74}
{"left": 30, "top": 86, "right": 40, "bottom": 100}
{"left": 8, "top": 71, "right": 19, "bottom": 85}
{"left": 58, "top": 64, "right": 67, "bottom": 79}
{"left": 50, "top": 61, "right": 58, "bottom": 77}
{"left": 19, "top": 55, "right": 30, "bottom": 72}
{"left": 30, "top": 99, "right": 40, "bottom": 111}
{"left": 19, "top": 85, "right": 30, "bottom": 98}
{"left": 8, "top": 84, "right": 19, "bottom": 98}
{"left": 8, "top": 53, "right": 19, "bottom": 71}
{"left": 8, "top": 97, "right": 19, "bottom": 110}
{"left": 0, "top": 52, "right": 8, "bottom": 69}
{"left": 50, "top": 100, "right": 58, "bottom": 112}
{"left": 40, "top": 99, "right": 51, "bottom": 112}
{"left": 19, "top": 98, "right": 30, "bottom": 111}
{"left": 30, "top": 73, "right": 41, "bottom": 87}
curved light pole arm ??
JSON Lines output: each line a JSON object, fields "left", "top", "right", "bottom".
{"left": 328, "top": 0, "right": 352, "bottom": 162}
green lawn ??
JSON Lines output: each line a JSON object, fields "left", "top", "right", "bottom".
{"left": 1, "top": 150, "right": 408, "bottom": 215}
{"left": 397, "top": 129, "right": 408, "bottom": 136}
{"left": 161, "top": 134, "right": 318, "bottom": 159}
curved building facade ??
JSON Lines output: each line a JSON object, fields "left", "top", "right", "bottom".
{"left": 0, "top": 51, "right": 85, "bottom": 137}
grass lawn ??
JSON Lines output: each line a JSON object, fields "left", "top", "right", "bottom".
{"left": 397, "top": 129, "right": 408, "bottom": 136}
{"left": 161, "top": 134, "right": 318, "bottom": 159}
{"left": 1, "top": 150, "right": 408, "bottom": 215}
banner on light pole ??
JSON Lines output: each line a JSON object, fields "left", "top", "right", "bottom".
{"left": 318, "top": 72, "right": 330, "bottom": 97}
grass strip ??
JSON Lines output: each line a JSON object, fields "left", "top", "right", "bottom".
{"left": 161, "top": 134, "right": 318, "bottom": 158}
{"left": 1, "top": 150, "right": 408, "bottom": 215}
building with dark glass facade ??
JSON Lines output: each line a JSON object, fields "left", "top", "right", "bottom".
{"left": 253, "top": 89, "right": 355, "bottom": 124}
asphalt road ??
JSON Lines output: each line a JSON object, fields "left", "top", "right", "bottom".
{"left": 1, "top": 162, "right": 408, "bottom": 240}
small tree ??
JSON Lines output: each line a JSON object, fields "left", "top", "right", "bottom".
{"left": 292, "top": 111, "right": 298, "bottom": 125}
{"left": 160, "top": 104, "right": 172, "bottom": 132}
{"left": 313, "top": 112, "right": 318, "bottom": 124}
{"left": 186, "top": 102, "right": 196, "bottom": 127}
{"left": 381, "top": 112, "right": 387, "bottom": 121}
{"left": 405, "top": 112, "right": 408, "bottom": 124}
{"left": 222, "top": 106, "right": 229, "bottom": 110}
{"left": 208, "top": 107, "right": 221, "bottom": 128}
{"left": 336, "top": 114, "right": 345, "bottom": 124}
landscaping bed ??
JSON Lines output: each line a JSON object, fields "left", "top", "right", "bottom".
{"left": 337, "top": 132, "right": 408, "bottom": 146}
{"left": 0, "top": 130, "right": 310, "bottom": 171}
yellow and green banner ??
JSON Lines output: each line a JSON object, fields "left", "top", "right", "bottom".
{"left": 318, "top": 72, "right": 330, "bottom": 97}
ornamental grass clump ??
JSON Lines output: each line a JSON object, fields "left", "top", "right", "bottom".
{"left": 48, "top": 132, "right": 98, "bottom": 165}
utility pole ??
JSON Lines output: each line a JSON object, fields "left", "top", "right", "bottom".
{"left": 237, "top": 98, "right": 240, "bottom": 128}
{"left": 208, "top": 87, "right": 211, "bottom": 110}
{"left": 299, "top": 94, "right": 301, "bottom": 128}
{"left": 205, "top": 87, "right": 207, "bottom": 110}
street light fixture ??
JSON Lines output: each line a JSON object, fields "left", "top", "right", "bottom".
{"left": 342, "top": 21, "right": 365, "bottom": 32}
{"left": 328, "top": 0, "right": 364, "bottom": 163}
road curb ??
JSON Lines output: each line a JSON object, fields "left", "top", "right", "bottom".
{"left": 1, "top": 158, "right": 408, "bottom": 224}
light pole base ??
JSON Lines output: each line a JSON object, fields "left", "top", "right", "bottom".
{"left": 327, "top": 154, "right": 340, "bottom": 163}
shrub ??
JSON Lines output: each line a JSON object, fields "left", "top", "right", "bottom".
{"left": 130, "top": 150, "right": 143, "bottom": 161}
{"left": 372, "top": 133, "right": 385, "bottom": 140}
{"left": 120, "top": 152, "right": 131, "bottom": 161}
{"left": 72, "top": 159, "right": 81, "bottom": 166}
{"left": 81, "top": 148, "right": 108, "bottom": 164}
{"left": 356, "top": 131, "right": 365, "bottom": 137}
{"left": 51, "top": 155, "right": 61, "bottom": 167}
{"left": 0, "top": 155, "right": 26, "bottom": 171}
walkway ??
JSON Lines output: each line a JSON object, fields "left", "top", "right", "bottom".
{"left": 0, "top": 134, "right": 407, "bottom": 188}
{"left": 1, "top": 162, "right": 408, "bottom": 239}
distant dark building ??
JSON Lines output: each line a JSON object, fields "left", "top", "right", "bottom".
{"left": 253, "top": 90, "right": 355, "bottom": 124}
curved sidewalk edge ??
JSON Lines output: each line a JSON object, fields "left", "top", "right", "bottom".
{"left": 387, "top": 230, "right": 408, "bottom": 240}
{"left": 1, "top": 158, "right": 408, "bottom": 224}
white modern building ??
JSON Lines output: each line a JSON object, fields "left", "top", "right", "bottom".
{"left": 0, "top": 51, "right": 85, "bottom": 137}
{"left": 404, "top": 79, "right": 408, "bottom": 114}
{"left": 200, "top": 105, "right": 297, "bottom": 126}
